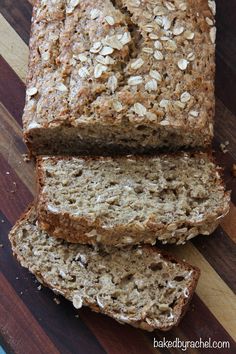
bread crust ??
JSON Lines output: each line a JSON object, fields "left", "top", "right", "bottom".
{"left": 36, "top": 153, "right": 230, "bottom": 247}
{"left": 9, "top": 206, "right": 200, "bottom": 332}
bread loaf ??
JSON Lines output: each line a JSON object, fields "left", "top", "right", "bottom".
{"left": 23, "top": 0, "right": 216, "bottom": 155}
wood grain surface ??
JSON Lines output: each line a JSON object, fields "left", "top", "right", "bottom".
{"left": 0, "top": 1, "right": 235, "bottom": 353}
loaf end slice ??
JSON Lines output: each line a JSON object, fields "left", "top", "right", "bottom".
{"left": 9, "top": 207, "right": 200, "bottom": 331}
{"left": 36, "top": 153, "right": 230, "bottom": 246}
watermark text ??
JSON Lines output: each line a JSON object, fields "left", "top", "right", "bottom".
{"left": 153, "top": 337, "right": 230, "bottom": 351}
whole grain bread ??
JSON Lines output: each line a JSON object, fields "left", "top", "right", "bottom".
{"left": 36, "top": 152, "right": 230, "bottom": 247}
{"left": 23, "top": 0, "right": 216, "bottom": 155}
{"left": 9, "top": 207, "right": 200, "bottom": 331}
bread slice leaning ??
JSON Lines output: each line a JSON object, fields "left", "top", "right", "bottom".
{"left": 36, "top": 153, "right": 230, "bottom": 247}
{"left": 9, "top": 207, "right": 200, "bottom": 331}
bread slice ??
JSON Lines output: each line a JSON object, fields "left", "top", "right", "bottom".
{"left": 36, "top": 153, "right": 230, "bottom": 246}
{"left": 23, "top": 0, "right": 216, "bottom": 155}
{"left": 9, "top": 207, "right": 200, "bottom": 331}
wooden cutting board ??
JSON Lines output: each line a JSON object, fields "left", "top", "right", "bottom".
{"left": 0, "top": 1, "right": 235, "bottom": 353}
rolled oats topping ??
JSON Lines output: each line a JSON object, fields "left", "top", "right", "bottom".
{"left": 107, "top": 75, "right": 118, "bottom": 92}
{"left": 28, "top": 121, "right": 41, "bottom": 129}
{"left": 78, "top": 67, "right": 89, "bottom": 78}
{"left": 159, "top": 99, "right": 169, "bottom": 109}
{"left": 208, "top": 0, "right": 216, "bottom": 16}
{"left": 132, "top": 103, "right": 147, "bottom": 116}
{"left": 159, "top": 119, "right": 170, "bottom": 126}
{"left": 90, "top": 8, "right": 101, "bottom": 20}
{"left": 177, "top": 59, "right": 189, "bottom": 70}
{"left": 154, "top": 40, "right": 163, "bottom": 50}
{"left": 129, "top": 0, "right": 141, "bottom": 7}
{"left": 154, "top": 50, "right": 164, "bottom": 60}
{"left": 41, "top": 51, "right": 50, "bottom": 61}
{"left": 178, "top": 2, "right": 187, "bottom": 11}
{"left": 119, "top": 32, "right": 131, "bottom": 45}
{"left": 90, "top": 41, "right": 102, "bottom": 53}
{"left": 131, "top": 58, "right": 144, "bottom": 70}
{"left": 96, "top": 55, "right": 114, "bottom": 65}
{"left": 78, "top": 53, "right": 87, "bottom": 62}
{"left": 113, "top": 100, "right": 123, "bottom": 112}
{"left": 142, "top": 47, "right": 154, "bottom": 54}
{"left": 164, "top": 1, "right": 175, "bottom": 11}
{"left": 153, "top": 5, "right": 165, "bottom": 16}
{"left": 160, "top": 36, "right": 170, "bottom": 41}
{"left": 149, "top": 33, "right": 159, "bottom": 40}
{"left": 94, "top": 64, "right": 107, "bottom": 78}
{"left": 205, "top": 17, "right": 214, "bottom": 26}
{"left": 187, "top": 52, "right": 195, "bottom": 61}
{"left": 210, "top": 26, "right": 216, "bottom": 44}
{"left": 189, "top": 110, "right": 199, "bottom": 117}
{"left": 26, "top": 87, "right": 38, "bottom": 96}
{"left": 143, "top": 24, "right": 154, "bottom": 33}
{"left": 150, "top": 70, "right": 162, "bottom": 81}
{"left": 103, "top": 35, "right": 123, "bottom": 50}
{"left": 184, "top": 30, "right": 195, "bottom": 40}
{"left": 72, "top": 293, "right": 83, "bottom": 309}
{"left": 24, "top": 0, "right": 216, "bottom": 152}
{"left": 100, "top": 46, "right": 114, "bottom": 56}
{"left": 173, "top": 25, "right": 184, "bottom": 36}
{"left": 175, "top": 101, "right": 185, "bottom": 109}
{"left": 56, "top": 83, "right": 68, "bottom": 92}
{"left": 145, "top": 79, "right": 158, "bottom": 92}
{"left": 128, "top": 76, "right": 143, "bottom": 86}
{"left": 66, "top": 0, "right": 80, "bottom": 14}
{"left": 161, "top": 16, "right": 172, "bottom": 30}
{"left": 165, "top": 40, "right": 177, "bottom": 52}
{"left": 180, "top": 91, "right": 191, "bottom": 103}
{"left": 105, "top": 16, "right": 115, "bottom": 25}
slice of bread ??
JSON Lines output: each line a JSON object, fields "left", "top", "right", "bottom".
{"left": 9, "top": 207, "right": 200, "bottom": 331}
{"left": 36, "top": 153, "right": 230, "bottom": 246}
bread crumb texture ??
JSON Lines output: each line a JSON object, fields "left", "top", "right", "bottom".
{"left": 23, "top": 0, "right": 216, "bottom": 153}
{"left": 37, "top": 153, "right": 230, "bottom": 246}
{"left": 9, "top": 208, "right": 200, "bottom": 331}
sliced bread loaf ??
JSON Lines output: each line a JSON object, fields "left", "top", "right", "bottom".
{"left": 23, "top": 0, "right": 216, "bottom": 155}
{"left": 36, "top": 153, "right": 230, "bottom": 246}
{"left": 9, "top": 207, "right": 200, "bottom": 331}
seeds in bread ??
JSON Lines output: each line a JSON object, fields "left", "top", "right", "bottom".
{"left": 36, "top": 153, "right": 230, "bottom": 246}
{"left": 23, "top": 0, "right": 216, "bottom": 155}
{"left": 9, "top": 207, "right": 200, "bottom": 331}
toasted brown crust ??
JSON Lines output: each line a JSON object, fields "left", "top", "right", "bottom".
{"left": 9, "top": 206, "right": 200, "bottom": 331}
{"left": 35, "top": 153, "right": 231, "bottom": 247}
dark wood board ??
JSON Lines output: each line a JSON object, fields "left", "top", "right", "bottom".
{"left": 0, "top": 1, "right": 235, "bottom": 353}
